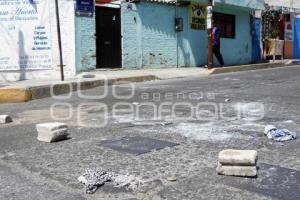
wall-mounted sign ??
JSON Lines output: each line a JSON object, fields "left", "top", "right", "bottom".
{"left": 206, "top": 6, "right": 212, "bottom": 29}
{"left": 190, "top": 2, "right": 207, "bottom": 30}
{"left": 76, "top": 0, "right": 94, "bottom": 17}
{"left": 281, "top": 7, "right": 300, "bottom": 14}
{"left": 0, "top": 0, "right": 52, "bottom": 71}
{"left": 285, "top": 23, "right": 293, "bottom": 41}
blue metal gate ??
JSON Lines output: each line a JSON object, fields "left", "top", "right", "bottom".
{"left": 294, "top": 16, "right": 300, "bottom": 58}
{"left": 252, "top": 17, "right": 261, "bottom": 63}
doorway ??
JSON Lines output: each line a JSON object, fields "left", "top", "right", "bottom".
{"left": 95, "top": 6, "right": 122, "bottom": 68}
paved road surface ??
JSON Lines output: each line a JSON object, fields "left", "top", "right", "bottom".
{"left": 0, "top": 66, "right": 300, "bottom": 200}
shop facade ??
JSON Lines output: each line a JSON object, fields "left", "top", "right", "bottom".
{"left": 263, "top": 0, "right": 300, "bottom": 59}
{"left": 76, "top": 0, "right": 264, "bottom": 71}
{"left": 0, "top": 0, "right": 265, "bottom": 82}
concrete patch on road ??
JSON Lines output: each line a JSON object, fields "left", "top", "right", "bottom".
{"left": 16, "top": 108, "right": 72, "bottom": 125}
{"left": 167, "top": 122, "right": 245, "bottom": 141}
{"left": 233, "top": 102, "right": 264, "bottom": 121}
{"left": 15, "top": 106, "right": 105, "bottom": 127}
{"left": 112, "top": 114, "right": 135, "bottom": 124}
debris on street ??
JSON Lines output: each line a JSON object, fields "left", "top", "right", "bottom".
{"left": 78, "top": 168, "right": 145, "bottom": 194}
{"left": 161, "top": 122, "right": 173, "bottom": 126}
{"left": 130, "top": 120, "right": 173, "bottom": 126}
{"left": 78, "top": 168, "right": 114, "bottom": 194}
{"left": 264, "top": 125, "right": 297, "bottom": 142}
{"left": 36, "top": 122, "right": 69, "bottom": 143}
{"left": 217, "top": 149, "right": 258, "bottom": 177}
{"left": 166, "top": 176, "right": 177, "bottom": 182}
{"left": 112, "top": 173, "right": 144, "bottom": 191}
{"left": 0, "top": 115, "right": 12, "bottom": 124}
{"left": 81, "top": 74, "right": 96, "bottom": 79}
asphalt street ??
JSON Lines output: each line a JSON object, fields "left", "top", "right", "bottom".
{"left": 0, "top": 65, "right": 300, "bottom": 200}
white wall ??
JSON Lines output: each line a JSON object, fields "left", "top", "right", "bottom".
{"left": 0, "top": 0, "right": 76, "bottom": 82}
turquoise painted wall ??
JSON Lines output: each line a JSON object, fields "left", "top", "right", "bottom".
{"left": 75, "top": 16, "right": 96, "bottom": 72}
{"left": 214, "top": 4, "right": 252, "bottom": 65}
{"left": 122, "top": 3, "right": 177, "bottom": 69}
{"left": 74, "top": 0, "right": 262, "bottom": 71}
{"left": 122, "top": 2, "right": 254, "bottom": 68}
{"left": 176, "top": 6, "right": 207, "bottom": 67}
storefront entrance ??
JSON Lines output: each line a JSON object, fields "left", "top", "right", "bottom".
{"left": 95, "top": 6, "right": 121, "bottom": 68}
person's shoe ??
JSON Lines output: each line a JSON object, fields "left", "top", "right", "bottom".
{"left": 204, "top": 65, "right": 214, "bottom": 69}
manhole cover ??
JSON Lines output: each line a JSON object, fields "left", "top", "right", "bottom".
{"left": 223, "top": 163, "right": 300, "bottom": 200}
{"left": 99, "top": 136, "right": 178, "bottom": 155}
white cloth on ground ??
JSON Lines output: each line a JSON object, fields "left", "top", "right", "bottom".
{"left": 264, "top": 125, "right": 297, "bottom": 142}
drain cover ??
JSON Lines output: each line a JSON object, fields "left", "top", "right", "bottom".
{"left": 99, "top": 136, "right": 178, "bottom": 155}
{"left": 223, "top": 163, "right": 300, "bottom": 200}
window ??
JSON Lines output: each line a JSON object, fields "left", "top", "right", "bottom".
{"left": 213, "top": 12, "right": 235, "bottom": 39}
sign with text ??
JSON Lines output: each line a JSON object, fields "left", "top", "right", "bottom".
{"left": 0, "top": 0, "right": 52, "bottom": 71}
{"left": 76, "top": 0, "right": 94, "bottom": 17}
{"left": 190, "top": 2, "right": 207, "bottom": 30}
{"left": 285, "top": 23, "right": 293, "bottom": 41}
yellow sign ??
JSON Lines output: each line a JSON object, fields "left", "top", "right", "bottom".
{"left": 190, "top": 2, "right": 207, "bottom": 30}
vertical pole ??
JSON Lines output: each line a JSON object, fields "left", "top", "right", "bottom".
{"left": 55, "top": 0, "right": 64, "bottom": 81}
{"left": 175, "top": 1, "right": 179, "bottom": 68}
{"left": 207, "top": 0, "right": 213, "bottom": 69}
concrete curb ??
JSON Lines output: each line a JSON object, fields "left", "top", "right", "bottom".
{"left": 208, "top": 62, "right": 286, "bottom": 75}
{"left": 0, "top": 62, "right": 298, "bottom": 103}
{"left": 0, "top": 75, "right": 158, "bottom": 103}
{"left": 0, "top": 88, "right": 32, "bottom": 103}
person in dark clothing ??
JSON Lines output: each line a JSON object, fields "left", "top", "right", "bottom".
{"left": 212, "top": 22, "right": 224, "bottom": 66}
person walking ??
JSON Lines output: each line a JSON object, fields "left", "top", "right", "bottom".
{"left": 212, "top": 21, "right": 224, "bottom": 66}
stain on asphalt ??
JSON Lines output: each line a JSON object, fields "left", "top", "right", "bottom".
{"left": 99, "top": 136, "right": 179, "bottom": 155}
{"left": 222, "top": 163, "right": 300, "bottom": 200}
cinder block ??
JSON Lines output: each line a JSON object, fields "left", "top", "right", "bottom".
{"left": 36, "top": 122, "right": 68, "bottom": 133}
{"left": 218, "top": 149, "right": 257, "bottom": 166}
{"left": 216, "top": 162, "right": 257, "bottom": 177}
{"left": 37, "top": 128, "right": 69, "bottom": 143}
{"left": 36, "top": 122, "right": 69, "bottom": 143}
{"left": 0, "top": 115, "right": 13, "bottom": 124}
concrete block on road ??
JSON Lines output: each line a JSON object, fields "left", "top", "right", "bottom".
{"left": 36, "top": 122, "right": 68, "bottom": 133}
{"left": 216, "top": 162, "right": 257, "bottom": 177}
{"left": 36, "top": 122, "right": 69, "bottom": 143}
{"left": 0, "top": 115, "right": 13, "bottom": 124}
{"left": 218, "top": 149, "right": 257, "bottom": 166}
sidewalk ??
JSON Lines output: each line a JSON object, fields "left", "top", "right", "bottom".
{"left": 0, "top": 60, "right": 298, "bottom": 103}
